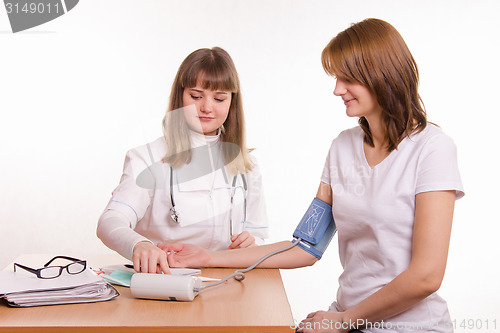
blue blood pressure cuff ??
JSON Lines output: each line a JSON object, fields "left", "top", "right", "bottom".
{"left": 293, "top": 197, "right": 336, "bottom": 259}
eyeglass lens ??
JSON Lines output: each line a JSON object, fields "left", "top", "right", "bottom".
{"left": 40, "top": 261, "right": 86, "bottom": 279}
{"left": 66, "top": 261, "right": 86, "bottom": 274}
{"left": 39, "top": 266, "right": 62, "bottom": 279}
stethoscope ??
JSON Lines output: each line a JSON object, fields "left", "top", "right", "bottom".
{"left": 168, "top": 166, "right": 248, "bottom": 237}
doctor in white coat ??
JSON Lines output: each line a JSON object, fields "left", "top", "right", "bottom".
{"left": 97, "top": 47, "right": 268, "bottom": 274}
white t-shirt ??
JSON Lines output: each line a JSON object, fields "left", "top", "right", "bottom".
{"left": 321, "top": 124, "right": 464, "bottom": 332}
{"left": 97, "top": 131, "right": 268, "bottom": 260}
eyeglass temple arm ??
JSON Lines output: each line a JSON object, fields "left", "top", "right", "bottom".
{"left": 14, "top": 263, "right": 38, "bottom": 274}
{"left": 44, "top": 255, "right": 83, "bottom": 267}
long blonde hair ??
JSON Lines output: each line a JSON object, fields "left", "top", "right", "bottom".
{"left": 321, "top": 18, "right": 427, "bottom": 152}
{"left": 162, "top": 47, "right": 253, "bottom": 174}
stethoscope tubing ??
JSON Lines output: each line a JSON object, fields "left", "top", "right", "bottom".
{"left": 169, "top": 166, "right": 248, "bottom": 236}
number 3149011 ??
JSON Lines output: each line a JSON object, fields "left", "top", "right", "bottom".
{"left": 453, "top": 318, "right": 497, "bottom": 330}
{"left": 5, "top": 2, "right": 62, "bottom": 14}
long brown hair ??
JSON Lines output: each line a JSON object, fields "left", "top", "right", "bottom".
{"left": 162, "top": 47, "right": 253, "bottom": 173}
{"left": 321, "top": 18, "right": 427, "bottom": 152}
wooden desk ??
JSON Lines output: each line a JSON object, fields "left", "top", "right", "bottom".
{"left": 0, "top": 254, "right": 294, "bottom": 332}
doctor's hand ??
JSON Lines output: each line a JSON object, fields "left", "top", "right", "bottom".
{"left": 228, "top": 231, "right": 256, "bottom": 249}
{"left": 132, "top": 241, "right": 171, "bottom": 274}
{"left": 157, "top": 243, "right": 211, "bottom": 268}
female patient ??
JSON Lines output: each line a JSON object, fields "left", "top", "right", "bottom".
{"left": 97, "top": 47, "right": 268, "bottom": 274}
{"left": 161, "top": 19, "right": 464, "bottom": 332}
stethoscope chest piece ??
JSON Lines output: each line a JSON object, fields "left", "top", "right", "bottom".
{"left": 170, "top": 207, "right": 180, "bottom": 224}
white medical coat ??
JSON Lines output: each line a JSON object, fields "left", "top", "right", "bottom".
{"left": 97, "top": 131, "right": 268, "bottom": 260}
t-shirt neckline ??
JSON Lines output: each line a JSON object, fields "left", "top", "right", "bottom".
{"left": 359, "top": 129, "right": 408, "bottom": 170}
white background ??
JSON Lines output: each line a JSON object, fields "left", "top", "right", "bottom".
{"left": 1, "top": 0, "right": 499, "bottom": 331}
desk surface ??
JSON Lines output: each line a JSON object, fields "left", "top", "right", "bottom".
{"left": 0, "top": 254, "right": 294, "bottom": 332}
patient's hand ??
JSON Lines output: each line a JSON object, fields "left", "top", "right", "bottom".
{"left": 158, "top": 243, "right": 211, "bottom": 268}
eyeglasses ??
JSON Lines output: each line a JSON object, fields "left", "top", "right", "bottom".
{"left": 14, "top": 256, "right": 87, "bottom": 279}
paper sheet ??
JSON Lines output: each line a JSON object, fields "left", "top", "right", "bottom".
{"left": 0, "top": 268, "right": 103, "bottom": 295}
{"left": 0, "top": 268, "right": 120, "bottom": 307}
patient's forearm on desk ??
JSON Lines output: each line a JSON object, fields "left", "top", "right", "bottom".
{"left": 210, "top": 241, "right": 318, "bottom": 269}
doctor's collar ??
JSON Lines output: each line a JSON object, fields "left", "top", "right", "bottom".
{"left": 189, "top": 127, "right": 221, "bottom": 147}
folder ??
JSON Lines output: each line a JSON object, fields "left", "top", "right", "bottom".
{"left": 0, "top": 268, "right": 119, "bottom": 307}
